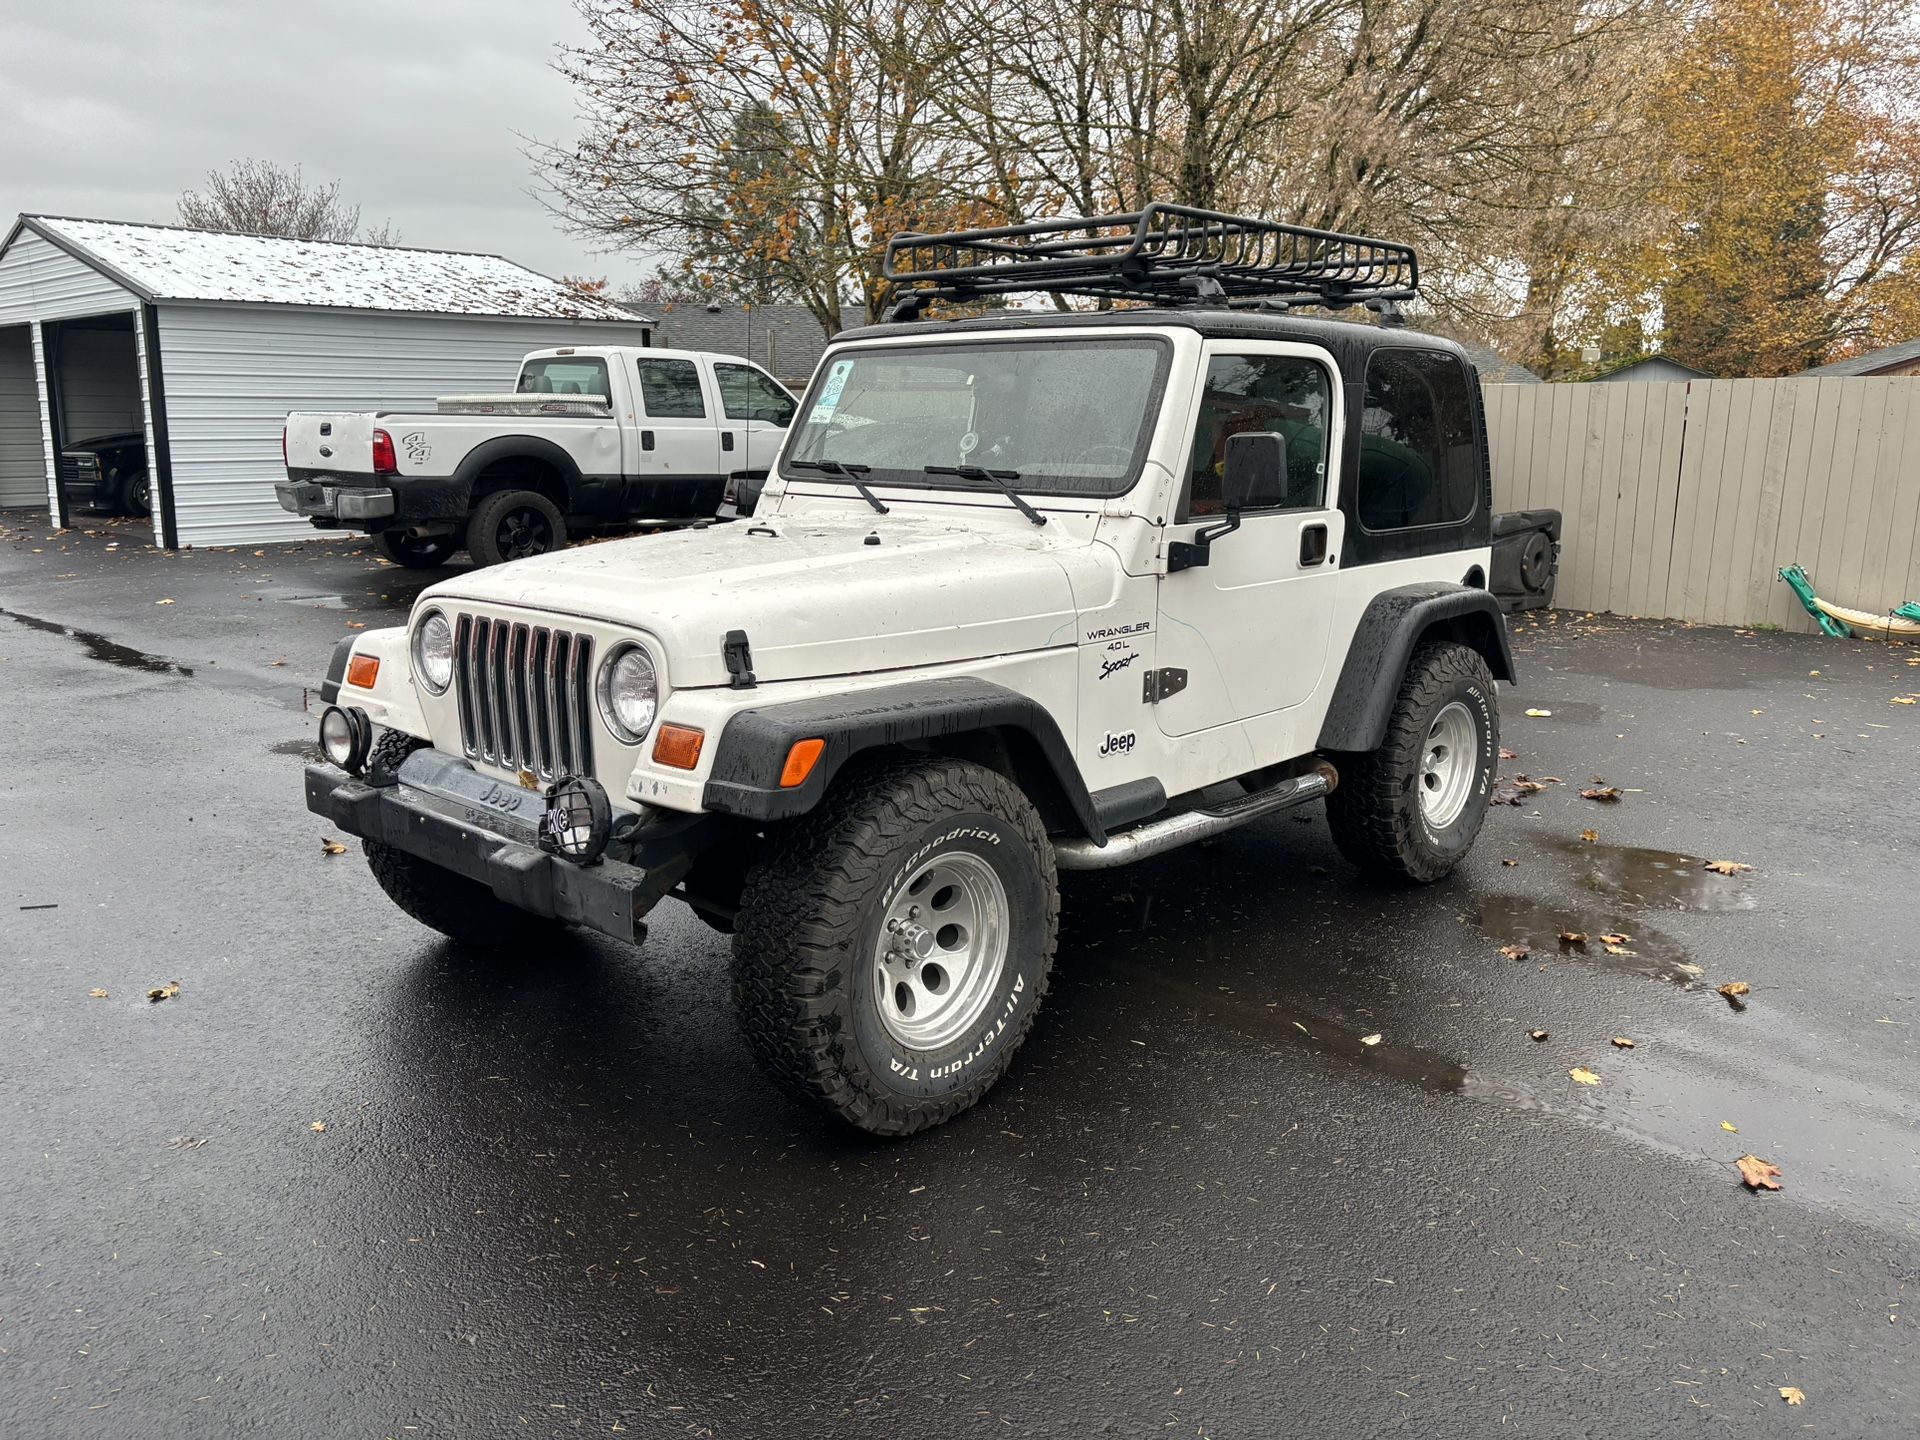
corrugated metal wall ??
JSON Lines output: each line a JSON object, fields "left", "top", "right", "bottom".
{"left": 0, "top": 230, "right": 139, "bottom": 326}
{"left": 51, "top": 318, "right": 142, "bottom": 442}
{"left": 155, "top": 305, "right": 653, "bottom": 546}
{"left": 1486, "top": 379, "right": 1920, "bottom": 631}
{"left": 0, "top": 324, "right": 42, "bottom": 507}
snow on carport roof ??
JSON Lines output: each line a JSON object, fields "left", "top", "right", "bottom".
{"left": 17, "top": 215, "right": 651, "bottom": 323}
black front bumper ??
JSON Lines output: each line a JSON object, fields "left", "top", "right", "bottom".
{"left": 305, "top": 759, "right": 668, "bottom": 943}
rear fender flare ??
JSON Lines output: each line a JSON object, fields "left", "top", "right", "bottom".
{"left": 452, "top": 436, "right": 588, "bottom": 513}
{"left": 1317, "top": 583, "right": 1516, "bottom": 753}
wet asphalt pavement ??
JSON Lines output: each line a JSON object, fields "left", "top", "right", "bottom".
{"left": 2, "top": 510, "right": 1917, "bottom": 1437}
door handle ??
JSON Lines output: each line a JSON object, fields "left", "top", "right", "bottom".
{"left": 1300, "top": 523, "right": 1329, "bottom": 566}
{"left": 641, "top": 430, "right": 655, "bottom": 451}
{"left": 721, "top": 431, "right": 735, "bottom": 452}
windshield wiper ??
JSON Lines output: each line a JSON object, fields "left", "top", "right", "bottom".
{"left": 922, "top": 465, "right": 1047, "bottom": 526}
{"left": 786, "top": 458, "right": 888, "bottom": 514}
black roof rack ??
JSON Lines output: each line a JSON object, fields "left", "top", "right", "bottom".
{"left": 882, "top": 203, "right": 1418, "bottom": 321}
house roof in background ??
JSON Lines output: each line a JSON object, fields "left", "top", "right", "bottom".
{"left": 7, "top": 215, "right": 650, "bottom": 322}
{"left": 1455, "top": 340, "right": 1541, "bottom": 384}
{"left": 646, "top": 302, "right": 857, "bottom": 381}
{"left": 1585, "top": 355, "right": 1715, "bottom": 382}
{"left": 1795, "top": 338, "right": 1920, "bottom": 377}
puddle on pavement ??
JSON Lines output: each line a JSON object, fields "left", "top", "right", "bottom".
{"left": 270, "top": 738, "right": 324, "bottom": 760}
{"left": 1543, "top": 835, "right": 1758, "bottom": 912}
{"left": 1111, "top": 961, "right": 1468, "bottom": 1094}
{"left": 1, "top": 606, "right": 194, "bottom": 678}
{"left": 265, "top": 591, "right": 351, "bottom": 610}
{"left": 1476, "top": 894, "right": 1704, "bottom": 987}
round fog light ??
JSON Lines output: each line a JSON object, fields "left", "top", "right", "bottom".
{"left": 319, "top": 704, "right": 373, "bottom": 773}
{"left": 538, "top": 775, "right": 612, "bottom": 865}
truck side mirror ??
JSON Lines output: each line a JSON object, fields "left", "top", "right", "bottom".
{"left": 1221, "top": 431, "right": 1289, "bottom": 513}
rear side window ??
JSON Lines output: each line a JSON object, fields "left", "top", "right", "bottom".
{"left": 1184, "top": 353, "right": 1331, "bottom": 519}
{"left": 636, "top": 359, "right": 706, "bottom": 418}
{"left": 1356, "top": 350, "right": 1479, "bottom": 530}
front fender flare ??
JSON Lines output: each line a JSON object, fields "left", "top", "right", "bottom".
{"left": 702, "top": 676, "right": 1106, "bottom": 841}
{"left": 1317, "top": 584, "right": 1516, "bottom": 753}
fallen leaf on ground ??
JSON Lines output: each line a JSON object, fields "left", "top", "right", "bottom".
{"left": 167, "top": 1135, "right": 206, "bottom": 1150}
{"left": 1490, "top": 777, "right": 1529, "bottom": 806}
{"left": 155, "top": 598, "right": 175, "bottom": 605}
{"left": 270, "top": 659, "right": 287, "bottom": 668}
{"left": 320, "top": 838, "right": 347, "bottom": 856}
{"left": 1736, "top": 1154, "right": 1782, "bottom": 1190}
{"left": 1502, "top": 857, "right": 1519, "bottom": 867}
{"left": 1525, "top": 708, "right": 1553, "bottom": 718}
{"left": 1359, "top": 1033, "right": 1382, "bottom": 1047}
{"left": 1721, "top": 1120, "right": 1739, "bottom": 1132}
{"left": 1780, "top": 1386, "right": 1805, "bottom": 1405}
{"left": 1500, "top": 944, "right": 1532, "bottom": 961}
{"left": 1893, "top": 697, "right": 1916, "bottom": 705}
{"left": 1579, "top": 786, "right": 1623, "bottom": 802}
{"left": 1604, "top": 943, "right": 1636, "bottom": 956}
{"left": 147, "top": 980, "right": 181, "bottom": 1003}
{"left": 1611, "top": 1036, "right": 1634, "bottom": 1048}
{"left": 1558, "top": 930, "right": 1588, "bottom": 945}
{"left": 1528, "top": 1028, "right": 1550, "bottom": 1042}
{"left": 87, "top": 987, "right": 108, "bottom": 999}
{"left": 1499, "top": 746, "right": 1518, "bottom": 760}
{"left": 309, "top": 1121, "right": 327, "bottom": 1133}
{"left": 345, "top": 621, "right": 367, "bottom": 630}
{"left": 1598, "top": 932, "right": 1632, "bottom": 945}
{"left": 1580, "top": 829, "right": 1599, "bottom": 843}
{"left": 1718, "top": 981, "right": 1750, "bottom": 1009}
{"left": 1569, "top": 1066, "right": 1601, "bottom": 1086}
{"left": 1703, "top": 860, "right": 1752, "bottom": 876}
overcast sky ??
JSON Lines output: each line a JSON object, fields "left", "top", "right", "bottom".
{"left": 0, "top": 0, "right": 652, "bottom": 283}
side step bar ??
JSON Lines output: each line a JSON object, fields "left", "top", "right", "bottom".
{"left": 1054, "top": 762, "right": 1337, "bottom": 871}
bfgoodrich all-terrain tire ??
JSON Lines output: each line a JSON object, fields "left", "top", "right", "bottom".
{"left": 362, "top": 839, "right": 562, "bottom": 949}
{"left": 731, "top": 755, "right": 1059, "bottom": 1136}
{"left": 1326, "top": 640, "right": 1499, "bottom": 883}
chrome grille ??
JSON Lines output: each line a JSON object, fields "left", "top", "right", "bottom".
{"left": 452, "top": 615, "right": 595, "bottom": 780}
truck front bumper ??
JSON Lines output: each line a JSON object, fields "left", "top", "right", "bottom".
{"left": 277, "top": 480, "right": 396, "bottom": 522}
{"left": 305, "top": 757, "right": 677, "bottom": 943}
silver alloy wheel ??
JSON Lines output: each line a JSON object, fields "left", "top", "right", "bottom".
{"left": 874, "top": 850, "right": 1009, "bottom": 1050}
{"left": 1419, "top": 700, "right": 1478, "bottom": 828}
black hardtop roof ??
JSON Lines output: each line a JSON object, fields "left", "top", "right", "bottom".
{"left": 836, "top": 306, "right": 1476, "bottom": 373}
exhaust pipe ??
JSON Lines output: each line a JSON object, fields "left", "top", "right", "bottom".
{"left": 1055, "top": 762, "right": 1337, "bottom": 871}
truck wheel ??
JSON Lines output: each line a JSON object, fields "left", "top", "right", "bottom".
{"left": 1326, "top": 640, "right": 1498, "bottom": 883}
{"left": 373, "top": 531, "right": 460, "bottom": 569}
{"left": 467, "top": 490, "right": 567, "bottom": 566}
{"left": 361, "top": 839, "right": 559, "bottom": 948}
{"left": 119, "top": 468, "right": 151, "bottom": 518}
{"left": 731, "top": 755, "right": 1058, "bottom": 1136}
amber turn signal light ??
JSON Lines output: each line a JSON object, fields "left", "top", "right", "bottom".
{"left": 652, "top": 723, "right": 705, "bottom": 770}
{"left": 780, "top": 737, "right": 826, "bottom": 788}
{"left": 346, "top": 654, "right": 380, "bottom": 689}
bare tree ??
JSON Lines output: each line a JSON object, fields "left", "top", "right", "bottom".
{"left": 177, "top": 159, "right": 399, "bottom": 244}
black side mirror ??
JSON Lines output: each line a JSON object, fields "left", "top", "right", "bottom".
{"left": 1221, "top": 431, "right": 1289, "bottom": 513}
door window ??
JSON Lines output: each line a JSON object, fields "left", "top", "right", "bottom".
{"left": 1356, "top": 350, "right": 1479, "bottom": 530}
{"left": 1184, "top": 354, "right": 1331, "bottom": 519}
{"left": 636, "top": 359, "right": 707, "bottom": 418}
{"left": 713, "top": 363, "right": 796, "bottom": 426}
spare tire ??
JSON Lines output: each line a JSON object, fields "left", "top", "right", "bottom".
{"left": 1490, "top": 509, "right": 1560, "bottom": 611}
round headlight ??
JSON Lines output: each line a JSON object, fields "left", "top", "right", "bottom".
{"left": 596, "top": 644, "right": 659, "bottom": 743}
{"left": 412, "top": 609, "right": 454, "bottom": 694}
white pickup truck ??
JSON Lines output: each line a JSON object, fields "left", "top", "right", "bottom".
{"left": 277, "top": 346, "right": 797, "bottom": 567}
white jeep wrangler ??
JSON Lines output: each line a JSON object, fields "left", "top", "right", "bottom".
{"left": 304, "top": 206, "right": 1513, "bottom": 1135}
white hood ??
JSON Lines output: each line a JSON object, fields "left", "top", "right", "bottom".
{"left": 423, "top": 511, "right": 1091, "bottom": 688}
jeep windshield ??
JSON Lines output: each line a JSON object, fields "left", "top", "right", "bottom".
{"left": 783, "top": 337, "right": 1170, "bottom": 498}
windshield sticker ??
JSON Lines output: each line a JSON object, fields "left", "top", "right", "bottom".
{"left": 809, "top": 359, "right": 853, "bottom": 425}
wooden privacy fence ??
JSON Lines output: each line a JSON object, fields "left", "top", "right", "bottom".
{"left": 1483, "top": 378, "right": 1920, "bottom": 632}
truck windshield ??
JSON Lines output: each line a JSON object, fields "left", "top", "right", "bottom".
{"left": 517, "top": 357, "right": 610, "bottom": 398}
{"left": 784, "top": 337, "right": 1169, "bottom": 498}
